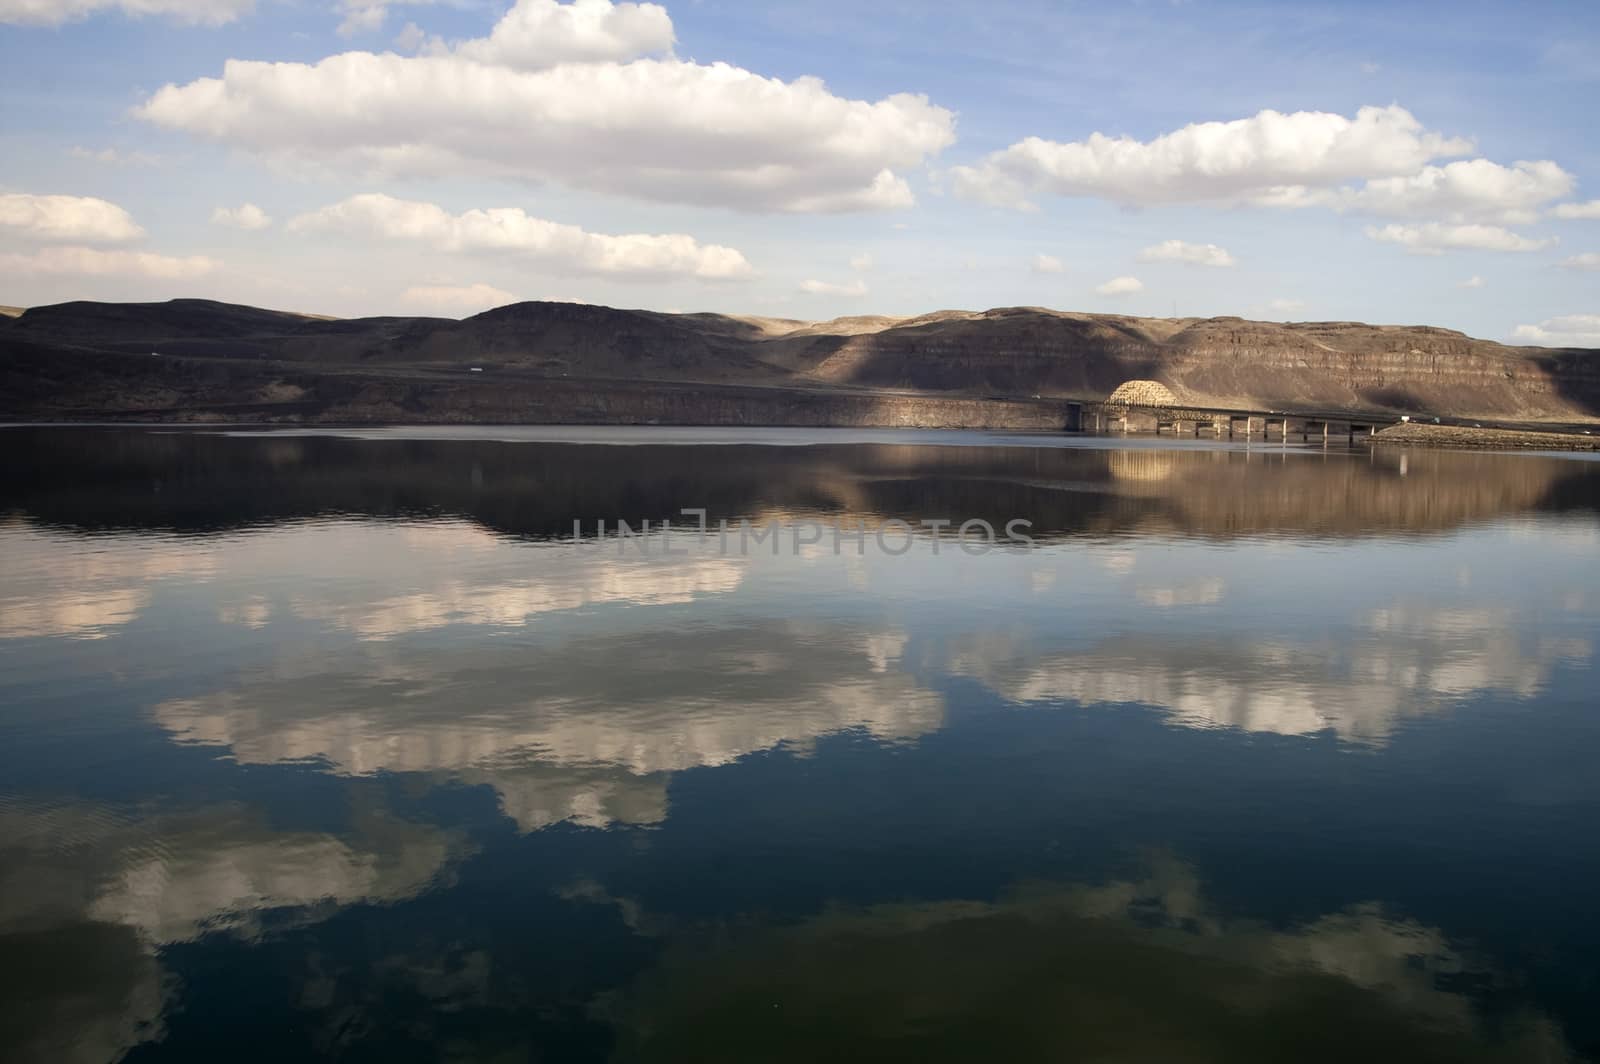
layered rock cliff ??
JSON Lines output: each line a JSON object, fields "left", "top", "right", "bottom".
{"left": 2, "top": 298, "right": 1596, "bottom": 424}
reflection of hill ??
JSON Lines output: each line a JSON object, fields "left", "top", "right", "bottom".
{"left": 4, "top": 428, "right": 1597, "bottom": 543}
{"left": 609, "top": 856, "right": 1576, "bottom": 1063}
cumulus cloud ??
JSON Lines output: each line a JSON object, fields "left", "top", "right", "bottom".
{"left": 1030, "top": 253, "right": 1065, "bottom": 274}
{"left": 1364, "top": 222, "right": 1556, "bottom": 254}
{"left": 1458, "top": 275, "right": 1486, "bottom": 288}
{"left": 799, "top": 278, "right": 868, "bottom": 297}
{"left": 0, "top": 0, "right": 250, "bottom": 25}
{"left": 1550, "top": 199, "right": 1600, "bottom": 220}
{"left": 391, "top": 20, "right": 432, "bottom": 51}
{"left": 401, "top": 282, "right": 520, "bottom": 315}
{"left": 134, "top": 0, "right": 953, "bottom": 213}
{"left": 456, "top": 0, "right": 674, "bottom": 68}
{"left": 1136, "top": 239, "right": 1235, "bottom": 267}
{"left": 1320, "top": 159, "right": 1572, "bottom": 224}
{"left": 951, "top": 105, "right": 1472, "bottom": 210}
{"left": 849, "top": 252, "right": 874, "bottom": 272}
{"left": 1095, "top": 275, "right": 1143, "bottom": 296}
{"left": 949, "top": 104, "right": 1570, "bottom": 234}
{"left": 1267, "top": 298, "right": 1305, "bottom": 313}
{"left": 336, "top": 0, "right": 387, "bottom": 36}
{"left": 210, "top": 203, "right": 271, "bottom": 230}
{"left": 1256, "top": 159, "right": 1573, "bottom": 224}
{"left": 0, "top": 246, "right": 218, "bottom": 278}
{"left": 289, "top": 193, "right": 752, "bottom": 280}
{"left": 0, "top": 192, "right": 144, "bottom": 243}
{"left": 1512, "top": 315, "right": 1600, "bottom": 348}
{"left": 1558, "top": 252, "right": 1600, "bottom": 271}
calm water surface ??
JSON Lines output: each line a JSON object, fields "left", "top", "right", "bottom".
{"left": 1, "top": 426, "right": 1597, "bottom": 1062}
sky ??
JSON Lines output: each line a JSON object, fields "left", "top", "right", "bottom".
{"left": 0, "top": 0, "right": 1597, "bottom": 345}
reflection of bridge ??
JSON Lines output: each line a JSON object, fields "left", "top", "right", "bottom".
{"left": 1075, "top": 402, "right": 1396, "bottom": 441}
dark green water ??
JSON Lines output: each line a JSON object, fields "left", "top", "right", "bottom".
{"left": 2, "top": 425, "right": 1597, "bottom": 1063}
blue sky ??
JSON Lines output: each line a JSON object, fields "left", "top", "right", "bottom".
{"left": 1, "top": 0, "right": 1597, "bottom": 344}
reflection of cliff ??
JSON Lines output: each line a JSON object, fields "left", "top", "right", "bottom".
{"left": 152, "top": 619, "right": 943, "bottom": 832}
{"left": 944, "top": 602, "right": 1592, "bottom": 744}
{"left": 608, "top": 855, "right": 1576, "bottom": 1062}
{"left": 0, "top": 797, "right": 463, "bottom": 1064}
{"left": 5, "top": 427, "right": 1598, "bottom": 546}
{"left": 1140, "top": 447, "right": 1586, "bottom": 538}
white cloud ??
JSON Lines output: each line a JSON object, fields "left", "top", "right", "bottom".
{"left": 1295, "top": 159, "right": 1574, "bottom": 224}
{"left": 401, "top": 282, "right": 519, "bottom": 315}
{"left": 289, "top": 193, "right": 752, "bottom": 280}
{"left": 1458, "top": 275, "right": 1486, "bottom": 288}
{"left": 0, "top": 192, "right": 144, "bottom": 243}
{"left": 1558, "top": 252, "right": 1600, "bottom": 271}
{"left": 210, "top": 203, "right": 271, "bottom": 230}
{"left": 0, "top": 0, "right": 250, "bottom": 25}
{"left": 1550, "top": 199, "right": 1600, "bottom": 220}
{"left": 1364, "top": 222, "right": 1556, "bottom": 254}
{"left": 336, "top": 0, "right": 386, "bottom": 36}
{"left": 1095, "top": 275, "right": 1143, "bottom": 296}
{"left": 1136, "top": 239, "right": 1235, "bottom": 267}
{"left": 392, "top": 20, "right": 429, "bottom": 51}
{"left": 135, "top": 0, "right": 954, "bottom": 214}
{"left": 849, "top": 252, "right": 874, "bottom": 272}
{"left": 1030, "top": 253, "right": 1065, "bottom": 274}
{"left": 948, "top": 106, "right": 1568, "bottom": 229}
{"left": 799, "top": 278, "right": 868, "bottom": 297}
{"left": 456, "top": 0, "right": 674, "bottom": 69}
{"left": 0, "top": 246, "right": 218, "bottom": 278}
{"left": 950, "top": 105, "right": 1472, "bottom": 209}
{"left": 1267, "top": 298, "right": 1305, "bottom": 313}
{"left": 1512, "top": 315, "right": 1600, "bottom": 348}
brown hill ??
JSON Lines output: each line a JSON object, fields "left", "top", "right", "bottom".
{"left": 2, "top": 297, "right": 1596, "bottom": 425}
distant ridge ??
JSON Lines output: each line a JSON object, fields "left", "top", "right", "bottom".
{"left": 3, "top": 297, "right": 1597, "bottom": 425}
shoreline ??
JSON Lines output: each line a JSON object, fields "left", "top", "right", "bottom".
{"left": 1369, "top": 422, "right": 1600, "bottom": 452}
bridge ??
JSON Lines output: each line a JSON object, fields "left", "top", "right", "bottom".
{"left": 1077, "top": 403, "right": 1394, "bottom": 441}
{"left": 1068, "top": 380, "right": 1400, "bottom": 441}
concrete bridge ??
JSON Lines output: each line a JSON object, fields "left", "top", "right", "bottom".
{"left": 1073, "top": 401, "right": 1397, "bottom": 441}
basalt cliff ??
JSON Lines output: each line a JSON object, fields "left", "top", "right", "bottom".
{"left": 3, "top": 298, "right": 1597, "bottom": 427}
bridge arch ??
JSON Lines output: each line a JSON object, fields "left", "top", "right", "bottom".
{"left": 1106, "top": 379, "right": 1178, "bottom": 407}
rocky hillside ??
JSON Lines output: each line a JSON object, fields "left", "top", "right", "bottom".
{"left": 2, "top": 298, "right": 1596, "bottom": 424}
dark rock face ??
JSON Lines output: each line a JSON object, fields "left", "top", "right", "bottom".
{"left": 2, "top": 298, "right": 1597, "bottom": 424}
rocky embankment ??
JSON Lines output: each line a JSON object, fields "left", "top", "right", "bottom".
{"left": 1371, "top": 423, "right": 1600, "bottom": 451}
